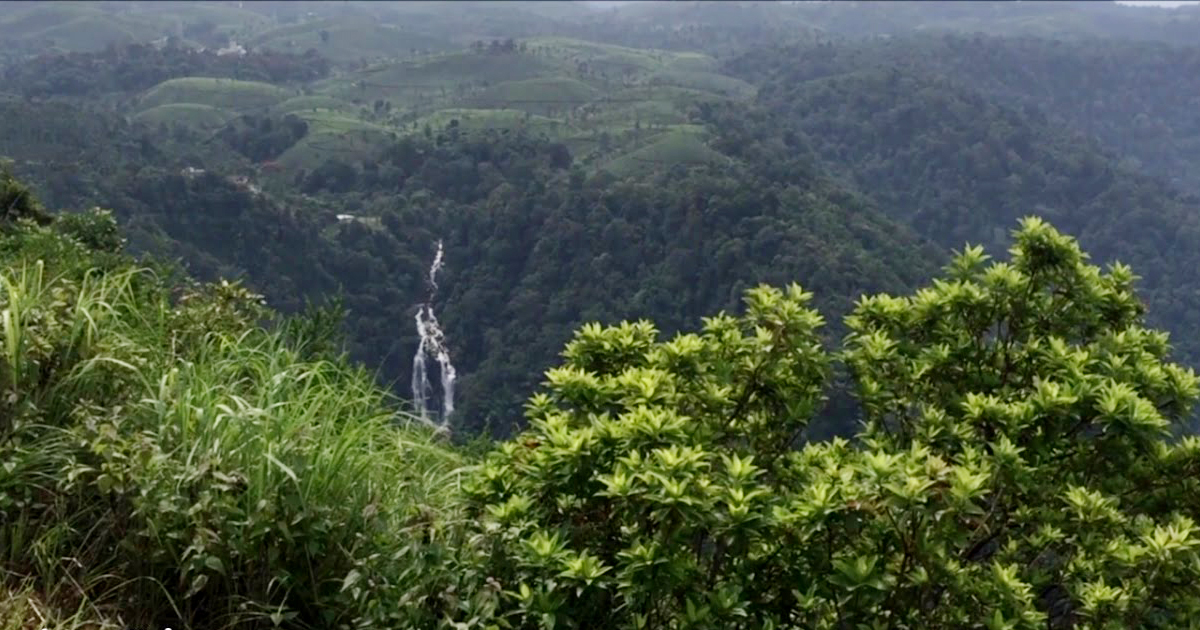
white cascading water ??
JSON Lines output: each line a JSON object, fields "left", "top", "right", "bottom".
{"left": 411, "top": 240, "right": 457, "bottom": 430}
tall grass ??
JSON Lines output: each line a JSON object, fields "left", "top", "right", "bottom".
{"left": 0, "top": 581, "right": 123, "bottom": 630}
{"left": 0, "top": 212, "right": 472, "bottom": 629}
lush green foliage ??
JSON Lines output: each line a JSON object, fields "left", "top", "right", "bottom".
{"left": 719, "top": 51, "right": 1200, "bottom": 383}
{"left": 0, "top": 184, "right": 463, "bottom": 629}
{"left": 460, "top": 218, "right": 1200, "bottom": 629}
{"left": 7, "top": 166, "right": 1200, "bottom": 628}
{"left": 728, "top": 35, "right": 1200, "bottom": 196}
{"left": 2, "top": 89, "right": 939, "bottom": 436}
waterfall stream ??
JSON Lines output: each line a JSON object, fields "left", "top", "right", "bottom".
{"left": 411, "top": 240, "right": 457, "bottom": 430}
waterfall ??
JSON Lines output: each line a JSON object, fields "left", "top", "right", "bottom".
{"left": 411, "top": 240, "right": 457, "bottom": 430}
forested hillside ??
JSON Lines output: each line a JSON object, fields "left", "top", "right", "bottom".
{"left": 723, "top": 52, "right": 1200, "bottom": 372}
{"left": 786, "top": 0, "right": 1200, "bottom": 45}
{"left": 728, "top": 35, "right": 1200, "bottom": 195}
{"left": 0, "top": 92, "right": 940, "bottom": 435}
{"left": 2, "top": 0, "right": 1200, "bottom": 438}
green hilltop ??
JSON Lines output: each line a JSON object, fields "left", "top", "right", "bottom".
{"left": 138, "top": 77, "right": 294, "bottom": 111}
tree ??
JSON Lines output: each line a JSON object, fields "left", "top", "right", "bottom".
{"left": 1, "top": 169, "right": 53, "bottom": 225}
{"left": 460, "top": 218, "right": 1200, "bottom": 628}
{"left": 464, "top": 284, "right": 830, "bottom": 628}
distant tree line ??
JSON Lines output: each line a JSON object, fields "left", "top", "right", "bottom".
{"left": 2, "top": 42, "right": 331, "bottom": 98}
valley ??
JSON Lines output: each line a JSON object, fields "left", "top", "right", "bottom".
{"left": 5, "top": 2, "right": 1200, "bottom": 628}
{"left": 5, "top": 1, "right": 1200, "bottom": 437}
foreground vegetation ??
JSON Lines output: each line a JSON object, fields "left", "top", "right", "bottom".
{"left": 0, "top": 173, "right": 464, "bottom": 628}
{"left": 4, "top": 169, "right": 1200, "bottom": 627}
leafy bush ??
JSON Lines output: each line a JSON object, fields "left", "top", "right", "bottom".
{"left": 462, "top": 218, "right": 1200, "bottom": 628}
{"left": 0, "top": 169, "right": 52, "bottom": 226}
{"left": 465, "top": 285, "right": 829, "bottom": 628}
{"left": 56, "top": 207, "right": 125, "bottom": 253}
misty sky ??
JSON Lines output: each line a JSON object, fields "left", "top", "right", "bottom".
{"left": 1116, "top": 1, "right": 1200, "bottom": 6}
{"left": 584, "top": 0, "right": 1200, "bottom": 6}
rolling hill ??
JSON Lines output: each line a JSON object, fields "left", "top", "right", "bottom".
{"left": 138, "top": 77, "right": 293, "bottom": 111}
{"left": 250, "top": 16, "right": 458, "bottom": 63}
{"left": 133, "top": 102, "right": 233, "bottom": 131}
{"left": 737, "top": 55, "right": 1200, "bottom": 370}
{"left": 600, "top": 127, "right": 727, "bottom": 177}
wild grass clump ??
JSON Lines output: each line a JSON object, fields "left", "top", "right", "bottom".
{"left": 0, "top": 188, "right": 469, "bottom": 629}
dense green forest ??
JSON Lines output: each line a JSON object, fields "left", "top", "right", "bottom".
{"left": 721, "top": 48, "right": 1200, "bottom": 373}
{"left": 2, "top": 1, "right": 1200, "bottom": 438}
{"left": 727, "top": 34, "right": 1200, "bottom": 195}
{"left": 5, "top": 3, "right": 1200, "bottom": 622}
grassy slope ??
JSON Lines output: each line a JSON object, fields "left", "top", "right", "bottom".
{"left": 139, "top": 77, "right": 293, "bottom": 111}
{"left": 275, "top": 110, "right": 396, "bottom": 170}
{"left": 270, "top": 94, "right": 358, "bottom": 116}
{"left": 0, "top": 177, "right": 464, "bottom": 628}
{"left": 314, "top": 37, "right": 750, "bottom": 170}
{"left": 465, "top": 76, "right": 600, "bottom": 114}
{"left": 409, "top": 108, "right": 564, "bottom": 136}
{"left": 253, "top": 18, "right": 457, "bottom": 63}
{"left": 133, "top": 102, "right": 233, "bottom": 130}
{"left": 318, "top": 50, "right": 559, "bottom": 107}
{"left": 601, "top": 127, "right": 727, "bottom": 176}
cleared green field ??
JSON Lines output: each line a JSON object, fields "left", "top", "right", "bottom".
{"left": 321, "top": 51, "right": 558, "bottom": 105}
{"left": 581, "top": 85, "right": 728, "bottom": 132}
{"left": 523, "top": 36, "right": 675, "bottom": 75}
{"left": 277, "top": 128, "right": 396, "bottom": 171}
{"left": 271, "top": 95, "right": 358, "bottom": 116}
{"left": 647, "top": 70, "right": 757, "bottom": 99}
{"left": 461, "top": 77, "right": 599, "bottom": 115}
{"left": 251, "top": 17, "right": 455, "bottom": 63}
{"left": 291, "top": 110, "right": 392, "bottom": 135}
{"left": 132, "top": 103, "right": 233, "bottom": 130}
{"left": 518, "top": 36, "right": 731, "bottom": 87}
{"left": 601, "top": 128, "right": 728, "bottom": 177}
{"left": 139, "top": 78, "right": 293, "bottom": 112}
{"left": 409, "top": 108, "right": 565, "bottom": 136}
{"left": 591, "top": 99, "right": 687, "bottom": 129}
{"left": 16, "top": 13, "right": 148, "bottom": 53}
{"left": 611, "top": 84, "right": 739, "bottom": 107}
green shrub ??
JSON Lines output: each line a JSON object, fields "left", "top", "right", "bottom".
{"left": 461, "top": 218, "right": 1200, "bottom": 629}
{"left": 56, "top": 207, "right": 125, "bottom": 253}
{"left": 462, "top": 285, "right": 828, "bottom": 628}
{"left": 0, "top": 169, "right": 52, "bottom": 226}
